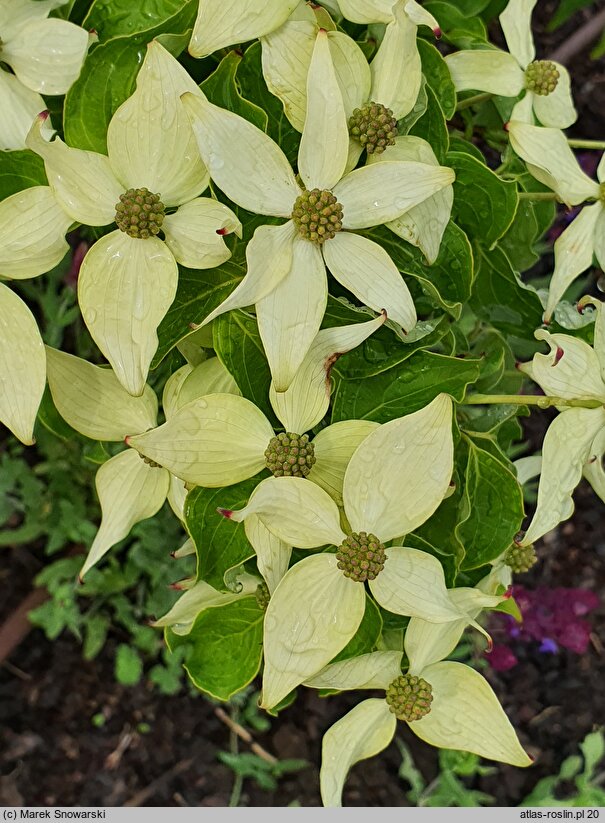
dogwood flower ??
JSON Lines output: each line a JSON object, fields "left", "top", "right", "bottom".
{"left": 507, "top": 121, "right": 603, "bottom": 321}
{"left": 125, "top": 314, "right": 385, "bottom": 492}
{"left": 182, "top": 30, "right": 454, "bottom": 390}
{"left": 261, "top": 0, "right": 428, "bottom": 151}
{"left": 214, "top": 395, "right": 508, "bottom": 709}
{"left": 24, "top": 41, "right": 240, "bottom": 397}
{"left": 0, "top": 0, "right": 93, "bottom": 149}
{"left": 516, "top": 302, "right": 605, "bottom": 547}
{"left": 311, "top": 643, "right": 531, "bottom": 805}
{"left": 0, "top": 186, "right": 73, "bottom": 444}
{"left": 446, "top": 0, "right": 575, "bottom": 129}
{"left": 45, "top": 347, "right": 240, "bottom": 577}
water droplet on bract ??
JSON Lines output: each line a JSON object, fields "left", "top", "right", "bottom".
{"left": 195, "top": 399, "right": 208, "bottom": 411}
{"left": 84, "top": 309, "right": 97, "bottom": 325}
{"left": 208, "top": 152, "right": 224, "bottom": 171}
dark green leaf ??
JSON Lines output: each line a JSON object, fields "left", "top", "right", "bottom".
{"left": 447, "top": 151, "right": 518, "bottom": 246}
{"left": 334, "top": 315, "right": 451, "bottom": 379}
{"left": 458, "top": 436, "right": 524, "bottom": 569}
{"left": 201, "top": 51, "right": 267, "bottom": 130}
{"left": 172, "top": 597, "right": 264, "bottom": 700}
{"left": 409, "top": 83, "right": 449, "bottom": 163}
{"left": 0, "top": 151, "right": 47, "bottom": 201}
{"left": 83, "top": 0, "right": 196, "bottom": 42}
{"left": 470, "top": 245, "right": 544, "bottom": 341}
{"left": 418, "top": 39, "right": 456, "bottom": 120}
{"left": 447, "top": 136, "right": 485, "bottom": 162}
{"left": 213, "top": 310, "right": 275, "bottom": 422}
{"left": 331, "top": 351, "right": 482, "bottom": 422}
{"left": 423, "top": 1, "right": 489, "bottom": 48}
{"left": 152, "top": 260, "right": 244, "bottom": 368}
{"left": 185, "top": 475, "right": 262, "bottom": 590}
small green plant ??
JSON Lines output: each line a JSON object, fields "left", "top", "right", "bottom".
{"left": 521, "top": 731, "right": 605, "bottom": 807}
{"left": 397, "top": 741, "right": 496, "bottom": 806}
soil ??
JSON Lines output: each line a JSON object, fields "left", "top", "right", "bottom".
{"left": 1, "top": 1, "right": 605, "bottom": 809}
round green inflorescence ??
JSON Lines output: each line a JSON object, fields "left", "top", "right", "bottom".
{"left": 336, "top": 531, "right": 386, "bottom": 583}
{"left": 291, "top": 189, "right": 343, "bottom": 244}
{"left": 348, "top": 102, "right": 398, "bottom": 154}
{"left": 255, "top": 582, "right": 270, "bottom": 611}
{"left": 264, "top": 432, "right": 316, "bottom": 478}
{"left": 115, "top": 187, "right": 165, "bottom": 239}
{"left": 525, "top": 60, "right": 559, "bottom": 96}
{"left": 385, "top": 674, "right": 433, "bottom": 722}
{"left": 505, "top": 543, "right": 537, "bottom": 573}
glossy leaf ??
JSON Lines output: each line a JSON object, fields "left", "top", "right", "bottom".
{"left": 185, "top": 475, "right": 261, "bottom": 590}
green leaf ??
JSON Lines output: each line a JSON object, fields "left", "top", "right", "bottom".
{"left": 447, "top": 152, "right": 518, "bottom": 246}
{"left": 64, "top": 1, "right": 196, "bottom": 152}
{"left": 470, "top": 245, "right": 544, "bottom": 341}
{"left": 213, "top": 310, "right": 275, "bottom": 423}
{"left": 418, "top": 39, "right": 456, "bottom": 120}
{"left": 237, "top": 41, "right": 301, "bottom": 165}
{"left": 399, "top": 81, "right": 428, "bottom": 135}
{"left": 330, "top": 596, "right": 383, "bottom": 663}
{"left": 360, "top": 222, "right": 473, "bottom": 317}
{"left": 447, "top": 136, "right": 485, "bottom": 162}
{"left": 409, "top": 83, "right": 449, "bottom": 163}
{"left": 0, "top": 151, "right": 47, "bottom": 201}
{"left": 115, "top": 644, "right": 143, "bottom": 686}
{"left": 201, "top": 51, "right": 267, "bottom": 130}
{"left": 83, "top": 0, "right": 196, "bottom": 42}
{"left": 334, "top": 315, "right": 451, "bottom": 379}
{"left": 152, "top": 260, "right": 244, "bottom": 368}
{"left": 171, "top": 597, "right": 264, "bottom": 700}
{"left": 423, "top": 1, "right": 489, "bottom": 48}
{"left": 458, "top": 435, "right": 524, "bottom": 570}
{"left": 185, "top": 475, "right": 262, "bottom": 590}
{"left": 331, "top": 351, "right": 482, "bottom": 423}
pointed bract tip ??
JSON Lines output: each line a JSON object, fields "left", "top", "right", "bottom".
{"left": 553, "top": 346, "right": 564, "bottom": 366}
{"left": 124, "top": 435, "right": 132, "bottom": 446}
{"left": 485, "top": 634, "right": 494, "bottom": 653}
{"left": 217, "top": 507, "right": 233, "bottom": 519}
{"left": 78, "top": 574, "right": 85, "bottom": 585}
{"left": 169, "top": 551, "right": 176, "bottom": 558}
{"left": 503, "top": 121, "right": 510, "bottom": 132}
{"left": 503, "top": 587, "right": 513, "bottom": 599}
{"left": 189, "top": 321, "right": 201, "bottom": 330}
{"left": 216, "top": 227, "right": 228, "bottom": 236}
{"left": 379, "top": 309, "right": 388, "bottom": 322}
{"left": 38, "top": 110, "right": 50, "bottom": 122}
{"left": 318, "top": 27, "right": 328, "bottom": 35}
{"left": 434, "top": 26, "right": 442, "bottom": 38}
{"left": 169, "top": 580, "right": 187, "bottom": 591}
